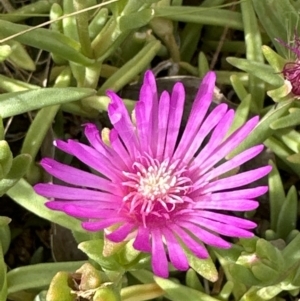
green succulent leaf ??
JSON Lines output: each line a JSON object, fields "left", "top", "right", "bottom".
{"left": 0, "top": 87, "right": 96, "bottom": 118}
{"left": 282, "top": 233, "right": 300, "bottom": 268}
{"left": 154, "top": 7, "right": 243, "bottom": 30}
{"left": 0, "top": 154, "right": 31, "bottom": 196}
{"left": 255, "top": 239, "right": 285, "bottom": 271}
{"left": 251, "top": 262, "right": 279, "bottom": 283}
{"left": 0, "top": 241, "right": 7, "bottom": 301}
{"left": 252, "top": 0, "right": 298, "bottom": 56}
{"left": 271, "top": 109, "right": 300, "bottom": 129}
{"left": 154, "top": 276, "right": 220, "bottom": 301}
{"left": 262, "top": 45, "right": 286, "bottom": 72}
{"left": 6, "top": 40, "right": 36, "bottom": 71}
{"left": 7, "top": 262, "right": 85, "bottom": 294}
{"left": 276, "top": 186, "right": 298, "bottom": 239}
{"left": 268, "top": 161, "right": 285, "bottom": 233}
{"left": 0, "top": 45, "right": 12, "bottom": 63}
{"left": 228, "top": 263, "right": 260, "bottom": 286}
{"left": 186, "top": 252, "right": 218, "bottom": 282}
{"left": 226, "top": 57, "right": 284, "bottom": 87}
{"left": 0, "top": 216, "right": 11, "bottom": 255}
{"left": 6, "top": 178, "right": 83, "bottom": 232}
{"left": 0, "top": 20, "right": 94, "bottom": 66}
{"left": 78, "top": 239, "right": 123, "bottom": 272}
{"left": 267, "top": 83, "right": 291, "bottom": 102}
{"left": 0, "top": 141, "right": 13, "bottom": 178}
{"left": 256, "top": 285, "right": 283, "bottom": 300}
{"left": 119, "top": 9, "right": 154, "bottom": 31}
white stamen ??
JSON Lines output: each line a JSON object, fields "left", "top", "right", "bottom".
{"left": 122, "top": 156, "right": 192, "bottom": 219}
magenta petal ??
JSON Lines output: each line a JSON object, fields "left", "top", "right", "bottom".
{"left": 109, "top": 129, "right": 132, "bottom": 168}
{"left": 133, "top": 227, "right": 151, "bottom": 252}
{"left": 135, "top": 71, "right": 158, "bottom": 155}
{"left": 176, "top": 72, "right": 216, "bottom": 156}
{"left": 151, "top": 228, "right": 169, "bottom": 278}
{"left": 196, "top": 211, "right": 256, "bottom": 229}
{"left": 204, "top": 145, "right": 264, "bottom": 181}
{"left": 199, "top": 116, "right": 259, "bottom": 173}
{"left": 195, "top": 199, "right": 259, "bottom": 211}
{"left": 107, "top": 91, "right": 139, "bottom": 155}
{"left": 177, "top": 103, "right": 228, "bottom": 164}
{"left": 55, "top": 139, "right": 122, "bottom": 182}
{"left": 84, "top": 123, "right": 104, "bottom": 154}
{"left": 164, "top": 82, "right": 185, "bottom": 158}
{"left": 195, "top": 218, "right": 255, "bottom": 237}
{"left": 106, "top": 223, "right": 135, "bottom": 242}
{"left": 40, "top": 158, "right": 116, "bottom": 192}
{"left": 162, "top": 227, "right": 189, "bottom": 271}
{"left": 179, "top": 221, "right": 231, "bottom": 248}
{"left": 34, "top": 183, "right": 114, "bottom": 201}
{"left": 195, "top": 186, "right": 268, "bottom": 201}
{"left": 170, "top": 224, "right": 208, "bottom": 259}
{"left": 202, "top": 166, "right": 272, "bottom": 192}
{"left": 64, "top": 207, "right": 119, "bottom": 218}
{"left": 190, "top": 110, "right": 234, "bottom": 176}
{"left": 82, "top": 218, "right": 125, "bottom": 231}
{"left": 46, "top": 201, "right": 118, "bottom": 214}
{"left": 156, "top": 91, "right": 170, "bottom": 159}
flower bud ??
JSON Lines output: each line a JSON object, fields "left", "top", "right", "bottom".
{"left": 76, "top": 263, "right": 103, "bottom": 291}
{"left": 46, "top": 271, "right": 75, "bottom": 301}
{"left": 93, "top": 287, "right": 120, "bottom": 301}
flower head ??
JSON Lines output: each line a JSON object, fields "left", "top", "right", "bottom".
{"left": 35, "top": 71, "right": 271, "bottom": 278}
{"left": 277, "top": 32, "right": 300, "bottom": 96}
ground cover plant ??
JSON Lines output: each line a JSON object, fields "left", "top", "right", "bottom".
{"left": 1, "top": 0, "right": 300, "bottom": 300}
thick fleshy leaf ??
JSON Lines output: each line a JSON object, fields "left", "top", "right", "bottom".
{"left": 7, "top": 261, "right": 85, "bottom": 294}
{"left": 154, "top": 7, "right": 244, "bottom": 30}
{"left": 78, "top": 239, "right": 123, "bottom": 271}
{"left": 6, "top": 178, "right": 83, "bottom": 232}
{"left": 154, "top": 277, "right": 220, "bottom": 301}
{"left": 0, "top": 20, "right": 94, "bottom": 66}
{"left": 227, "top": 57, "right": 284, "bottom": 87}
{"left": 0, "top": 87, "right": 95, "bottom": 118}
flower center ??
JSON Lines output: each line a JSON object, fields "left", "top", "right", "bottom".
{"left": 122, "top": 156, "right": 192, "bottom": 220}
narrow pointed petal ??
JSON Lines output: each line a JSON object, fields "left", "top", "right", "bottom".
{"left": 179, "top": 221, "right": 231, "bottom": 248}
{"left": 170, "top": 224, "right": 208, "bottom": 258}
{"left": 151, "top": 228, "right": 169, "bottom": 278}
{"left": 82, "top": 218, "right": 125, "bottom": 231}
{"left": 201, "top": 166, "right": 272, "bottom": 192}
{"left": 194, "top": 186, "right": 268, "bottom": 201}
{"left": 199, "top": 116, "right": 259, "bottom": 173}
{"left": 174, "top": 72, "right": 216, "bottom": 158}
{"left": 133, "top": 227, "right": 151, "bottom": 252}
{"left": 156, "top": 91, "right": 170, "bottom": 159}
{"left": 177, "top": 103, "right": 228, "bottom": 163}
{"left": 195, "top": 211, "right": 257, "bottom": 229}
{"left": 40, "top": 158, "right": 116, "bottom": 192}
{"left": 107, "top": 91, "right": 139, "bottom": 155}
{"left": 195, "top": 199, "right": 258, "bottom": 211}
{"left": 164, "top": 82, "right": 185, "bottom": 158}
{"left": 34, "top": 183, "right": 117, "bottom": 201}
{"left": 107, "top": 223, "right": 135, "bottom": 242}
{"left": 204, "top": 145, "right": 264, "bottom": 181}
{"left": 162, "top": 227, "right": 189, "bottom": 271}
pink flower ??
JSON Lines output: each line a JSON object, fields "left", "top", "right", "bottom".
{"left": 34, "top": 71, "right": 271, "bottom": 278}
